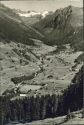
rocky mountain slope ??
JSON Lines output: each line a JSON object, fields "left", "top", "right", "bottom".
{"left": 34, "top": 6, "right": 83, "bottom": 51}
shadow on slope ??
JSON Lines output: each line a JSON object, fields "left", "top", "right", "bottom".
{"left": 0, "top": 3, "right": 43, "bottom": 45}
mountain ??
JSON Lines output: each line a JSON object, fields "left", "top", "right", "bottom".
{"left": 15, "top": 9, "right": 52, "bottom": 26}
{"left": 0, "top": 3, "right": 43, "bottom": 45}
{"left": 33, "top": 6, "right": 83, "bottom": 51}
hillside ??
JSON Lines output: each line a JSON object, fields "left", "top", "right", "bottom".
{"left": 0, "top": 3, "right": 43, "bottom": 45}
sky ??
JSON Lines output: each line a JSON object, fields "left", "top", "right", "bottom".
{"left": 1, "top": 0, "right": 83, "bottom": 12}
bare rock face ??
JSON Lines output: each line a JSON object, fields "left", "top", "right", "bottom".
{"left": 49, "top": 6, "right": 72, "bottom": 29}
{"left": 34, "top": 5, "right": 83, "bottom": 30}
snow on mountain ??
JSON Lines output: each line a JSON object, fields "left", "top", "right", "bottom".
{"left": 18, "top": 11, "right": 41, "bottom": 17}
{"left": 42, "top": 11, "right": 49, "bottom": 18}
{"left": 18, "top": 10, "right": 49, "bottom": 18}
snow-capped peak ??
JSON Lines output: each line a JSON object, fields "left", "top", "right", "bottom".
{"left": 18, "top": 10, "right": 49, "bottom": 18}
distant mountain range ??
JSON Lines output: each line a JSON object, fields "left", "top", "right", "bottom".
{"left": 15, "top": 9, "right": 51, "bottom": 18}
{"left": 13, "top": 9, "right": 53, "bottom": 26}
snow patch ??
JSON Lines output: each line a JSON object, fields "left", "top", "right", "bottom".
{"left": 42, "top": 11, "right": 49, "bottom": 18}
{"left": 18, "top": 11, "right": 41, "bottom": 17}
{"left": 18, "top": 11, "right": 49, "bottom": 18}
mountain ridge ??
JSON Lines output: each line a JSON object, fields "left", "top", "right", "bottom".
{"left": 33, "top": 6, "right": 83, "bottom": 51}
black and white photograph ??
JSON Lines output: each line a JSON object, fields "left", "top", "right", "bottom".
{"left": 0, "top": 0, "right": 84, "bottom": 125}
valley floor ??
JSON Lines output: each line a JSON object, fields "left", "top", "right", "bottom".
{"left": 0, "top": 41, "right": 83, "bottom": 97}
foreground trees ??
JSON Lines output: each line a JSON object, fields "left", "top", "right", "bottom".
{"left": 0, "top": 94, "right": 60, "bottom": 124}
